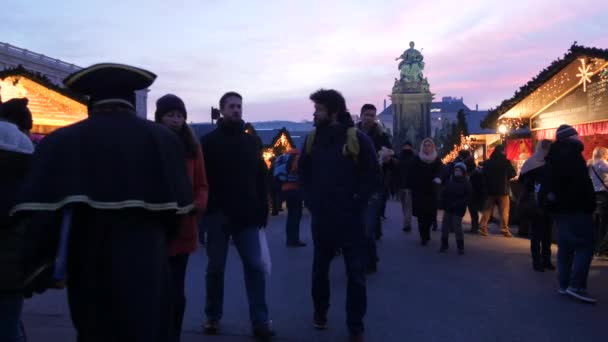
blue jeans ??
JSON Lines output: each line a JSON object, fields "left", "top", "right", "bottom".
{"left": 204, "top": 214, "right": 269, "bottom": 326}
{"left": 0, "top": 294, "right": 26, "bottom": 342}
{"left": 554, "top": 214, "right": 595, "bottom": 290}
{"left": 284, "top": 190, "right": 303, "bottom": 243}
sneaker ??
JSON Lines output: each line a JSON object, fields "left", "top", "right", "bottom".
{"left": 558, "top": 288, "right": 568, "bottom": 295}
{"left": 252, "top": 322, "right": 276, "bottom": 341}
{"left": 313, "top": 312, "right": 328, "bottom": 330}
{"left": 501, "top": 231, "right": 513, "bottom": 238}
{"left": 479, "top": 229, "right": 489, "bottom": 237}
{"left": 203, "top": 320, "right": 220, "bottom": 335}
{"left": 566, "top": 288, "right": 598, "bottom": 304}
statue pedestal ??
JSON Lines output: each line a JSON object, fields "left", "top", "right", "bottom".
{"left": 390, "top": 92, "right": 433, "bottom": 149}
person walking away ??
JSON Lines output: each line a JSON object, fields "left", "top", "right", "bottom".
{"left": 155, "top": 94, "right": 209, "bottom": 342}
{"left": 478, "top": 145, "right": 517, "bottom": 237}
{"left": 439, "top": 163, "right": 471, "bottom": 254}
{"left": 278, "top": 149, "right": 306, "bottom": 247}
{"left": 587, "top": 146, "right": 608, "bottom": 257}
{"left": 299, "top": 89, "right": 380, "bottom": 342}
{"left": 519, "top": 139, "right": 554, "bottom": 272}
{"left": 544, "top": 125, "right": 597, "bottom": 303}
{"left": 200, "top": 92, "right": 274, "bottom": 340}
{"left": 12, "top": 63, "right": 195, "bottom": 341}
{"left": 397, "top": 142, "right": 415, "bottom": 232}
{"left": 0, "top": 98, "right": 34, "bottom": 342}
{"left": 408, "top": 138, "right": 443, "bottom": 246}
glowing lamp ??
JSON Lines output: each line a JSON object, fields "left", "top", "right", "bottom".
{"left": 498, "top": 124, "right": 508, "bottom": 134}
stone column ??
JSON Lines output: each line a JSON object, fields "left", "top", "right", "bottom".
{"left": 390, "top": 92, "right": 433, "bottom": 149}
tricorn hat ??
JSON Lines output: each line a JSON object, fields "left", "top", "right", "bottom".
{"left": 63, "top": 63, "right": 156, "bottom": 109}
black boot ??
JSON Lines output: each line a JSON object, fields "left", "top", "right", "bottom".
{"left": 532, "top": 256, "right": 544, "bottom": 272}
{"left": 543, "top": 258, "right": 556, "bottom": 271}
{"left": 456, "top": 239, "right": 464, "bottom": 255}
{"left": 439, "top": 238, "right": 448, "bottom": 252}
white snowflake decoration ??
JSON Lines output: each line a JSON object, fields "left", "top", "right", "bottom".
{"left": 576, "top": 58, "right": 593, "bottom": 92}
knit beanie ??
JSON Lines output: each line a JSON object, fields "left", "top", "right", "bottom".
{"left": 0, "top": 98, "right": 33, "bottom": 132}
{"left": 556, "top": 124, "right": 578, "bottom": 140}
{"left": 154, "top": 94, "right": 187, "bottom": 122}
{"left": 454, "top": 162, "right": 467, "bottom": 174}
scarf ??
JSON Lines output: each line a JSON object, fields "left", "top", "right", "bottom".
{"left": 418, "top": 138, "right": 437, "bottom": 164}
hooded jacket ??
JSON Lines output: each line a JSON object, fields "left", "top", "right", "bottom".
{"left": 544, "top": 139, "right": 595, "bottom": 214}
{"left": 299, "top": 123, "right": 380, "bottom": 245}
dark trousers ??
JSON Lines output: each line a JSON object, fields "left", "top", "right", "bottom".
{"left": 417, "top": 213, "right": 435, "bottom": 242}
{"left": 365, "top": 193, "right": 382, "bottom": 266}
{"left": 594, "top": 192, "right": 608, "bottom": 254}
{"left": 270, "top": 182, "right": 283, "bottom": 215}
{"left": 312, "top": 243, "right": 367, "bottom": 334}
{"left": 284, "top": 190, "right": 303, "bottom": 243}
{"left": 468, "top": 202, "right": 480, "bottom": 231}
{"left": 554, "top": 214, "right": 594, "bottom": 290}
{"left": 530, "top": 213, "right": 553, "bottom": 265}
{"left": 169, "top": 254, "right": 189, "bottom": 342}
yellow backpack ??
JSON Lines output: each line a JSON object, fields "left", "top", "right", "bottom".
{"left": 305, "top": 127, "right": 360, "bottom": 163}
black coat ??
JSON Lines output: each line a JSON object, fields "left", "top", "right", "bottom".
{"left": 201, "top": 119, "right": 269, "bottom": 230}
{"left": 0, "top": 149, "right": 31, "bottom": 293}
{"left": 543, "top": 140, "right": 595, "bottom": 214}
{"left": 408, "top": 155, "right": 443, "bottom": 217}
{"left": 441, "top": 177, "right": 472, "bottom": 217}
{"left": 481, "top": 153, "right": 516, "bottom": 196}
{"left": 396, "top": 149, "right": 416, "bottom": 190}
{"left": 299, "top": 124, "right": 380, "bottom": 245}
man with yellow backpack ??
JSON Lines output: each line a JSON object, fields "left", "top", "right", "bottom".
{"left": 299, "top": 89, "right": 380, "bottom": 342}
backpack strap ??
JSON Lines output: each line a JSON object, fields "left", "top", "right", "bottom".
{"left": 305, "top": 127, "right": 360, "bottom": 163}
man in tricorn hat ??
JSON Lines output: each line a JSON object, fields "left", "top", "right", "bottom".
{"left": 11, "top": 63, "right": 194, "bottom": 341}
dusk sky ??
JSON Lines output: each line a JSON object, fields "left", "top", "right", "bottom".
{"left": 2, "top": 0, "right": 607, "bottom": 122}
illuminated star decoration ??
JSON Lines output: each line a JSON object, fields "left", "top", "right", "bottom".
{"left": 576, "top": 58, "right": 593, "bottom": 92}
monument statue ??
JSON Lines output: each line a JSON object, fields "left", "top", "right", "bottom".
{"left": 396, "top": 41, "right": 425, "bottom": 82}
{"left": 389, "top": 40, "right": 433, "bottom": 149}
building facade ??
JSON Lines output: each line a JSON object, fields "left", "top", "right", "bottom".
{"left": 0, "top": 42, "right": 149, "bottom": 118}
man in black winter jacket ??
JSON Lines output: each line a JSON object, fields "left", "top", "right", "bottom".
{"left": 544, "top": 125, "right": 597, "bottom": 304}
{"left": 200, "top": 92, "right": 274, "bottom": 339}
{"left": 478, "top": 145, "right": 516, "bottom": 237}
{"left": 356, "top": 104, "right": 392, "bottom": 273}
{"left": 299, "top": 89, "right": 380, "bottom": 342}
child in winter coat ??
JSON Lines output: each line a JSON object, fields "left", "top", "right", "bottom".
{"left": 440, "top": 162, "right": 472, "bottom": 254}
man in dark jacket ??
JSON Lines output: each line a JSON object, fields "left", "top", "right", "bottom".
{"left": 397, "top": 142, "right": 415, "bottom": 231}
{"left": 544, "top": 125, "right": 597, "bottom": 303}
{"left": 299, "top": 89, "right": 379, "bottom": 342}
{"left": 200, "top": 92, "right": 274, "bottom": 339}
{"left": 0, "top": 99, "right": 33, "bottom": 342}
{"left": 356, "top": 104, "right": 392, "bottom": 272}
{"left": 478, "top": 145, "right": 517, "bottom": 237}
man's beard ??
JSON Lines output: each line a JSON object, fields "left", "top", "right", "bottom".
{"left": 314, "top": 117, "right": 330, "bottom": 128}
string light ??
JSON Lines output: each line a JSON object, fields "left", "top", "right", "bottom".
{"left": 0, "top": 75, "right": 86, "bottom": 134}
{"left": 441, "top": 134, "right": 472, "bottom": 164}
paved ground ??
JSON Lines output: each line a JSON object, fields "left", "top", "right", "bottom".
{"left": 23, "top": 201, "right": 608, "bottom": 341}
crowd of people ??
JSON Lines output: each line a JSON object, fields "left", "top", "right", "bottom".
{"left": 0, "top": 62, "right": 605, "bottom": 342}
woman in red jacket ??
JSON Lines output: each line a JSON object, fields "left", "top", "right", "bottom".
{"left": 156, "top": 94, "right": 209, "bottom": 342}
